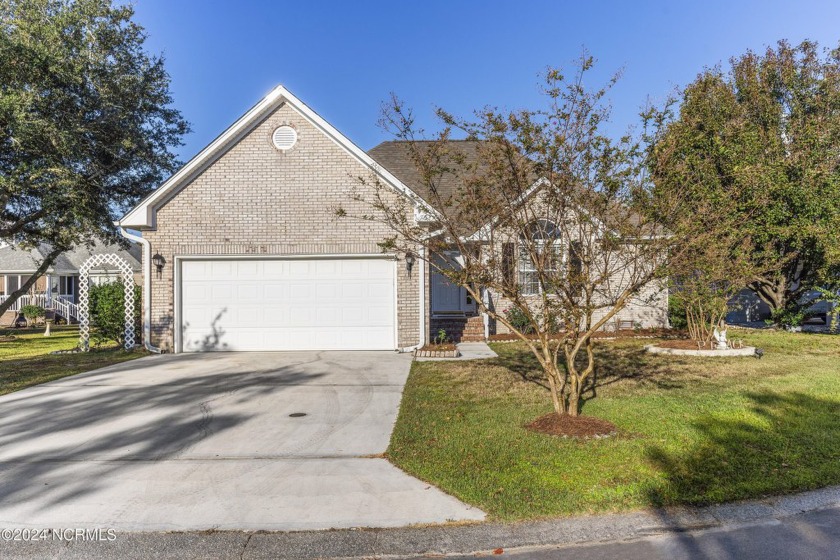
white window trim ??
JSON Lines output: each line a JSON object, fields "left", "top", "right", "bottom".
{"left": 59, "top": 275, "right": 76, "bottom": 298}
{"left": 518, "top": 240, "right": 565, "bottom": 296}
{"left": 4, "top": 274, "right": 28, "bottom": 295}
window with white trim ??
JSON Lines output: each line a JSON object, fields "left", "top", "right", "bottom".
{"left": 518, "top": 220, "right": 564, "bottom": 296}
{"left": 59, "top": 275, "right": 76, "bottom": 297}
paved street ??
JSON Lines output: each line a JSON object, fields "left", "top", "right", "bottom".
{"left": 455, "top": 506, "right": 840, "bottom": 560}
{"left": 0, "top": 352, "right": 483, "bottom": 531}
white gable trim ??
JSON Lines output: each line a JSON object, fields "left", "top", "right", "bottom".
{"left": 462, "top": 177, "right": 550, "bottom": 242}
{"left": 119, "top": 85, "right": 435, "bottom": 229}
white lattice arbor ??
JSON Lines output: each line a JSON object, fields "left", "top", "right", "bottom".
{"left": 78, "top": 253, "right": 136, "bottom": 351}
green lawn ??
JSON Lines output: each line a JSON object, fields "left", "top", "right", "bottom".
{"left": 388, "top": 330, "right": 840, "bottom": 520}
{"left": 0, "top": 326, "right": 145, "bottom": 396}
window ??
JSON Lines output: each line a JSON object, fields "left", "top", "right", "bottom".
{"left": 518, "top": 220, "right": 563, "bottom": 296}
{"left": 7, "top": 275, "right": 19, "bottom": 294}
{"left": 59, "top": 276, "right": 76, "bottom": 297}
{"left": 1, "top": 274, "right": 36, "bottom": 296}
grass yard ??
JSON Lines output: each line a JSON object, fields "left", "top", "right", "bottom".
{"left": 388, "top": 330, "right": 840, "bottom": 520}
{"left": 0, "top": 326, "right": 145, "bottom": 396}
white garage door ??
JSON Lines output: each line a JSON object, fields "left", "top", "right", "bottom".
{"left": 179, "top": 258, "right": 396, "bottom": 352}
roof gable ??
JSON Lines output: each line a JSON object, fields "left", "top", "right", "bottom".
{"left": 120, "top": 86, "right": 431, "bottom": 229}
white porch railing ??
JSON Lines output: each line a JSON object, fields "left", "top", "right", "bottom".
{"left": 0, "top": 294, "right": 50, "bottom": 311}
{"left": 53, "top": 297, "right": 79, "bottom": 322}
{"left": 0, "top": 294, "right": 78, "bottom": 321}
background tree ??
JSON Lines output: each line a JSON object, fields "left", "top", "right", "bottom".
{"left": 343, "top": 56, "right": 705, "bottom": 418}
{"left": 0, "top": 0, "right": 189, "bottom": 313}
{"left": 651, "top": 40, "right": 840, "bottom": 324}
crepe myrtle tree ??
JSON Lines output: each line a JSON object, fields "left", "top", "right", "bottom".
{"left": 339, "top": 56, "right": 704, "bottom": 417}
{"left": 667, "top": 236, "right": 755, "bottom": 346}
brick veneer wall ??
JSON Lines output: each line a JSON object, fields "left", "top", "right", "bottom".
{"left": 143, "top": 102, "right": 421, "bottom": 351}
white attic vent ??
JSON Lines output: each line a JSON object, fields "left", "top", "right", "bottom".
{"left": 272, "top": 125, "right": 298, "bottom": 151}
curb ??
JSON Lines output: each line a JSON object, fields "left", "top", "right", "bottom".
{"left": 2, "top": 486, "right": 838, "bottom": 559}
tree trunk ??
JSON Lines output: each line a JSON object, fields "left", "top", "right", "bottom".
{"left": 568, "top": 390, "right": 580, "bottom": 417}
{"left": 564, "top": 347, "right": 581, "bottom": 417}
{"left": 749, "top": 276, "right": 786, "bottom": 314}
{"left": 0, "top": 247, "right": 63, "bottom": 316}
{"left": 545, "top": 362, "right": 566, "bottom": 415}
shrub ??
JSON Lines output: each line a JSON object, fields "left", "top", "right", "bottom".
{"left": 668, "top": 294, "right": 688, "bottom": 330}
{"left": 503, "top": 306, "right": 534, "bottom": 334}
{"left": 20, "top": 304, "right": 45, "bottom": 327}
{"left": 769, "top": 305, "right": 809, "bottom": 330}
{"left": 89, "top": 282, "right": 141, "bottom": 347}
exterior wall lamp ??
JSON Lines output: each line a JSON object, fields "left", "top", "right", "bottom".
{"left": 405, "top": 252, "right": 416, "bottom": 275}
{"left": 152, "top": 253, "right": 166, "bottom": 278}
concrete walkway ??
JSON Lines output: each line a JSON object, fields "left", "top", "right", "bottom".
{"left": 0, "top": 352, "right": 484, "bottom": 532}
{"left": 415, "top": 341, "right": 499, "bottom": 361}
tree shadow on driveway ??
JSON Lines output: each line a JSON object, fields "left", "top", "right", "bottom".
{"left": 0, "top": 353, "right": 327, "bottom": 513}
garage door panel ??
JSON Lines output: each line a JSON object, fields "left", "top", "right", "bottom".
{"left": 365, "top": 305, "right": 393, "bottom": 324}
{"left": 180, "top": 258, "right": 396, "bottom": 352}
{"left": 209, "top": 260, "right": 233, "bottom": 278}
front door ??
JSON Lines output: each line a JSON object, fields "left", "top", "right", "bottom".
{"left": 431, "top": 254, "right": 477, "bottom": 314}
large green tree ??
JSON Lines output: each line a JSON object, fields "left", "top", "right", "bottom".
{"left": 0, "top": 0, "right": 188, "bottom": 312}
{"left": 651, "top": 40, "right": 840, "bottom": 322}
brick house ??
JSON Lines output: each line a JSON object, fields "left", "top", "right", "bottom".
{"left": 118, "top": 86, "right": 666, "bottom": 353}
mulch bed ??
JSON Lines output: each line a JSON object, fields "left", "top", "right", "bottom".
{"left": 415, "top": 343, "right": 460, "bottom": 358}
{"left": 489, "top": 328, "right": 683, "bottom": 343}
{"left": 525, "top": 413, "right": 618, "bottom": 439}
{"left": 417, "top": 343, "right": 457, "bottom": 352}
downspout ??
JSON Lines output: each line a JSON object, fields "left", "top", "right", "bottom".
{"left": 419, "top": 246, "right": 426, "bottom": 347}
{"left": 482, "top": 286, "right": 490, "bottom": 340}
{"left": 117, "top": 224, "right": 162, "bottom": 354}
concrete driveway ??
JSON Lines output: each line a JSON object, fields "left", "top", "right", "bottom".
{"left": 0, "top": 352, "right": 484, "bottom": 531}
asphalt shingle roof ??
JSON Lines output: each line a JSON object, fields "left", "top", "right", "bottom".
{"left": 0, "top": 240, "right": 141, "bottom": 274}
{"left": 368, "top": 140, "right": 487, "bottom": 212}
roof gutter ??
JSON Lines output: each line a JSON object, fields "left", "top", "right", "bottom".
{"left": 116, "top": 224, "right": 161, "bottom": 354}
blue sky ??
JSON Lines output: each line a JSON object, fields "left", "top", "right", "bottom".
{"left": 132, "top": 0, "right": 840, "bottom": 162}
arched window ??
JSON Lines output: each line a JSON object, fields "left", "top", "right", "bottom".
{"left": 518, "top": 220, "right": 563, "bottom": 296}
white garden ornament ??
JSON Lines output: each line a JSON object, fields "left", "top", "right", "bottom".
{"left": 78, "top": 253, "right": 135, "bottom": 351}
{"left": 713, "top": 325, "right": 728, "bottom": 350}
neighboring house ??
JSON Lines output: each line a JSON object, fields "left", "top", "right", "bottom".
{"left": 117, "top": 86, "right": 667, "bottom": 353}
{"left": 0, "top": 241, "right": 141, "bottom": 326}
{"left": 726, "top": 288, "right": 834, "bottom": 325}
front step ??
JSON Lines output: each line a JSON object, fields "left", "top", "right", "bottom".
{"left": 431, "top": 315, "right": 485, "bottom": 342}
